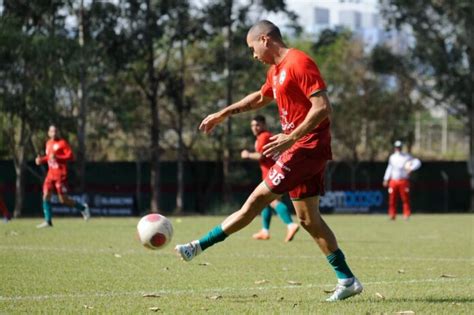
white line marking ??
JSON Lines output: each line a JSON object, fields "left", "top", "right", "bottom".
{"left": 1, "top": 245, "right": 472, "bottom": 262}
{"left": 0, "top": 278, "right": 470, "bottom": 302}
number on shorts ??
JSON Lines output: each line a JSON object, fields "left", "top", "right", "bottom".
{"left": 269, "top": 169, "right": 285, "bottom": 186}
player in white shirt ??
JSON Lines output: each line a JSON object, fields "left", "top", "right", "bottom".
{"left": 383, "top": 140, "right": 421, "bottom": 220}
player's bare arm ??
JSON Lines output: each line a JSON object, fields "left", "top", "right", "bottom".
{"left": 263, "top": 91, "right": 332, "bottom": 157}
{"left": 241, "top": 149, "right": 262, "bottom": 160}
{"left": 199, "top": 91, "right": 272, "bottom": 134}
{"left": 35, "top": 154, "right": 48, "bottom": 165}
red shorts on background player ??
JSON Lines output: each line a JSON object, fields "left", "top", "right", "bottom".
{"left": 176, "top": 20, "right": 362, "bottom": 302}
{"left": 35, "top": 125, "right": 90, "bottom": 228}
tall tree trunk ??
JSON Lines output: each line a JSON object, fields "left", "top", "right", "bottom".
{"left": 146, "top": 0, "right": 160, "bottom": 212}
{"left": 12, "top": 115, "right": 28, "bottom": 218}
{"left": 76, "top": 0, "right": 87, "bottom": 193}
{"left": 135, "top": 149, "right": 143, "bottom": 214}
{"left": 149, "top": 95, "right": 160, "bottom": 213}
{"left": 175, "top": 39, "right": 185, "bottom": 214}
{"left": 222, "top": 0, "right": 233, "bottom": 204}
{"left": 469, "top": 48, "right": 474, "bottom": 212}
{"left": 469, "top": 98, "right": 474, "bottom": 211}
{"left": 176, "top": 115, "right": 184, "bottom": 213}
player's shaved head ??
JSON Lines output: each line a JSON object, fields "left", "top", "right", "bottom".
{"left": 247, "top": 20, "right": 282, "bottom": 42}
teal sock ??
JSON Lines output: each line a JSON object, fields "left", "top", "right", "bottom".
{"left": 274, "top": 201, "right": 293, "bottom": 225}
{"left": 74, "top": 201, "right": 85, "bottom": 211}
{"left": 326, "top": 248, "right": 354, "bottom": 280}
{"left": 42, "top": 200, "right": 52, "bottom": 223}
{"left": 198, "top": 225, "right": 228, "bottom": 251}
{"left": 261, "top": 206, "right": 272, "bottom": 230}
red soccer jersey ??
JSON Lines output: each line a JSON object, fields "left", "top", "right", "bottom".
{"left": 255, "top": 130, "right": 275, "bottom": 179}
{"left": 38, "top": 139, "right": 74, "bottom": 179}
{"left": 260, "top": 49, "right": 332, "bottom": 159}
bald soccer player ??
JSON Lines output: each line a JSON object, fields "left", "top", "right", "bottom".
{"left": 175, "top": 20, "right": 362, "bottom": 301}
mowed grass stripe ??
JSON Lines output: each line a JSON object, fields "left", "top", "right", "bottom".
{"left": 1, "top": 245, "right": 472, "bottom": 262}
{"left": 1, "top": 277, "right": 469, "bottom": 301}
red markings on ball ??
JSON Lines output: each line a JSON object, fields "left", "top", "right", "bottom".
{"left": 146, "top": 214, "right": 161, "bottom": 222}
{"left": 150, "top": 233, "right": 167, "bottom": 247}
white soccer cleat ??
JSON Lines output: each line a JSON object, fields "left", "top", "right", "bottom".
{"left": 325, "top": 278, "right": 363, "bottom": 302}
{"left": 81, "top": 203, "right": 91, "bottom": 221}
{"left": 175, "top": 240, "right": 201, "bottom": 262}
{"left": 36, "top": 221, "right": 53, "bottom": 229}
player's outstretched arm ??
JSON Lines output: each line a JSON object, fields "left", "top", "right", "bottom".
{"left": 199, "top": 91, "right": 272, "bottom": 134}
{"left": 241, "top": 150, "right": 262, "bottom": 160}
{"left": 35, "top": 155, "right": 47, "bottom": 165}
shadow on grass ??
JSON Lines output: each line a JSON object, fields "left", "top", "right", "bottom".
{"left": 298, "top": 238, "right": 392, "bottom": 244}
{"left": 352, "top": 296, "right": 474, "bottom": 304}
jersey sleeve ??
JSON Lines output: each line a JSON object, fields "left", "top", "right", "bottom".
{"left": 290, "top": 56, "right": 327, "bottom": 98}
{"left": 54, "top": 141, "right": 74, "bottom": 162}
{"left": 38, "top": 155, "right": 48, "bottom": 164}
{"left": 255, "top": 133, "right": 272, "bottom": 154}
{"left": 383, "top": 156, "right": 393, "bottom": 181}
{"left": 260, "top": 71, "right": 274, "bottom": 99}
{"left": 407, "top": 157, "right": 421, "bottom": 171}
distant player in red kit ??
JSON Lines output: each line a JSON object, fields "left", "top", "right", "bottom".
{"left": 383, "top": 140, "right": 421, "bottom": 220}
{"left": 0, "top": 181, "right": 10, "bottom": 223}
{"left": 176, "top": 20, "right": 362, "bottom": 301}
{"left": 35, "top": 125, "right": 90, "bottom": 228}
{"left": 241, "top": 115, "right": 299, "bottom": 241}
{"left": 0, "top": 198, "right": 9, "bottom": 223}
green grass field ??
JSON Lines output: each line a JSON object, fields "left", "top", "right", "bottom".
{"left": 1, "top": 214, "right": 473, "bottom": 314}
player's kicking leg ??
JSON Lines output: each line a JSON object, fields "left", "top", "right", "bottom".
{"left": 59, "top": 194, "right": 90, "bottom": 221}
{"left": 252, "top": 199, "right": 299, "bottom": 242}
{"left": 270, "top": 199, "right": 299, "bottom": 242}
{"left": 175, "top": 182, "right": 278, "bottom": 261}
{"left": 55, "top": 180, "right": 90, "bottom": 220}
{"left": 292, "top": 196, "right": 362, "bottom": 301}
{"left": 252, "top": 206, "right": 272, "bottom": 240}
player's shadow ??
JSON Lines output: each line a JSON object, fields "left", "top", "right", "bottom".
{"left": 354, "top": 297, "right": 474, "bottom": 304}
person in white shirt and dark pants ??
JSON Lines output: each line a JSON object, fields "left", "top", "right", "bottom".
{"left": 383, "top": 140, "right": 421, "bottom": 220}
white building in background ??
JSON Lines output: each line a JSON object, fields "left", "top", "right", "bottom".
{"left": 281, "top": 0, "right": 410, "bottom": 53}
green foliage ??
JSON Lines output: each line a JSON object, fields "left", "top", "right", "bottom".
{"left": 297, "top": 30, "right": 418, "bottom": 161}
{"left": 0, "top": 2, "right": 78, "bottom": 156}
{"left": 381, "top": 0, "right": 473, "bottom": 116}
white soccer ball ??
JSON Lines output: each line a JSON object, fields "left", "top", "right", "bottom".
{"left": 137, "top": 214, "right": 173, "bottom": 250}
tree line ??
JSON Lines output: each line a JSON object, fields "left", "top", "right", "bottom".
{"left": 0, "top": 0, "right": 472, "bottom": 215}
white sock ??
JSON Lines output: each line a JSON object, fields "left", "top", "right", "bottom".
{"left": 338, "top": 277, "right": 354, "bottom": 287}
{"left": 287, "top": 223, "right": 297, "bottom": 229}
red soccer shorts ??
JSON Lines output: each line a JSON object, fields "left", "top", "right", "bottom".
{"left": 264, "top": 147, "right": 327, "bottom": 200}
{"left": 388, "top": 179, "right": 411, "bottom": 218}
{"left": 43, "top": 176, "right": 68, "bottom": 195}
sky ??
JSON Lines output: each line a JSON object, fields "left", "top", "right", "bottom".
{"left": 272, "top": 0, "right": 380, "bottom": 34}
